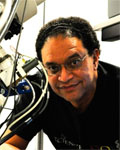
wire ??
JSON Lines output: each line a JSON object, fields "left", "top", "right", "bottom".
{"left": 43, "top": 0, "right": 46, "bottom": 25}
{"left": 0, "top": 79, "right": 35, "bottom": 138}
{"left": 0, "top": 73, "right": 15, "bottom": 114}
{"left": 0, "top": 111, "right": 13, "bottom": 129}
{"left": 10, "top": 45, "right": 33, "bottom": 59}
{"left": 0, "top": 0, "right": 49, "bottom": 143}
{"left": 0, "top": 77, "right": 35, "bottom": 134}
{"left": 0, "top": 112, "right": 13, "bottom": 138}
{"left": 0, "top": 74, "right": 36, "bottom": 138}
{"left": 14, "top": 78, "right": 36, "bottom": 118}
{"left": 31, "top": 81, "right": 49, "bottom": 116}
{"left": 0, "top": 0, "right": 20, "bottom": 41}
{"left": 0, "top": 107, "right": 13, "bottom": 111}
{"left": 0, "top": 0, "right": 29, "bottom": 138}
{"left": 14, "top": 0, "right": 28, "bottom": 53}
{"left": 0, "top": 90, "right": 20, "bottom": 138}
{"left": 0, "top": 0, "right": 12, "bottom": 31}
{"left": 0, "top": 0, "right": 28, "bottom": 115}
{"left": 8, "top": 61, "right": 48, "bottom": 129}
{"left": 0, "top": 62, "right": 49, "bottom": 144}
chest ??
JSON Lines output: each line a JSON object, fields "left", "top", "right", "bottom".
{"left": 42, "top": 100, "right": 118, "bottom": 149}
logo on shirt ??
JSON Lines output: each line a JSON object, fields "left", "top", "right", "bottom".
{"left": 54, "top": 134, "right": 119, "bottom": 150}
{"left": 54, "top": 134, "right": 81, "bottom": 149}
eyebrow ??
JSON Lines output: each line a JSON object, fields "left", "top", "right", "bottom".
{"left": 45, "top": 62, "right": 58, "bottom": 66}
{"left": 67, "top": 53, "right": 80, "bottom": 59}
{"left": 45, "top": 53, "right": 81, "bottom": 66}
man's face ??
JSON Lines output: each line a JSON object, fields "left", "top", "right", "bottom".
{"left": 41, "top": 35, "right": 99, "bottom": 108}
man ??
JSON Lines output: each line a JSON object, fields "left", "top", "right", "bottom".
{"left": 0, "top": 17, "right": 119, "bottom": 149}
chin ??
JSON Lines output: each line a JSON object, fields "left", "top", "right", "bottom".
{"left": 62, "top": 95, "right": 81, "bottom": 104}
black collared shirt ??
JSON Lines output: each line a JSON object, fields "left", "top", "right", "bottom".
{"left": 10, "top": 61, "right": 120, "bottom": 149}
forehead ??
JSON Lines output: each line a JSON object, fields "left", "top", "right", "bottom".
{"left": 41, "top": 35, "right": 87, "bottom": 64}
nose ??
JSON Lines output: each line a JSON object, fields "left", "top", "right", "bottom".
{"left": 58, "top": 66, "right": 73, "bottom": 82}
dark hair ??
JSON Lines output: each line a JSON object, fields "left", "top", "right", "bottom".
{"left": 36, "top": 16, "right": 100, "bottom": 61}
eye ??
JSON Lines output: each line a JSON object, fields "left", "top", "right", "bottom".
{"left": 47, "top": 65, "right": 60, "bottom": 74}
{"left": 68, "top": 58, "right": 82, "bottom": 68}
{"left": 72, "top": 58, "right": 80, "bottom": 65}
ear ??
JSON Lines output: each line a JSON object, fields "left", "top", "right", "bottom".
{"left": 93, "top": 49, "right": 100, "bottom": 70}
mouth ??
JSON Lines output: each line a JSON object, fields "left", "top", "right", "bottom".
{"left": 58, "top": 81, "right": 82, "bottom": 91}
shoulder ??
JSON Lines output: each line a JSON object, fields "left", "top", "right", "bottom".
{"left": 97, "top": 61, "right": 119, "bottom": 96}
{"left": 98, "top": 61, "right": 120, "bottom": 80}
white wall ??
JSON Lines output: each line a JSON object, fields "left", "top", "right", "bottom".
{"left": 44, "top": 0, "right": 120, "bottom": 67}
{"left": 1, "top": 0, "right": 119, "bottom": 67}
{"left": 1, "top": 0, "right": 120, "bottom": 67}
{"left": 0, "top": 0, "right": 120, "bottom": 150}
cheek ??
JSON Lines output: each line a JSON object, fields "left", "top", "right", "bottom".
{"left": 48, "top": 76, "right": 58, "bottom": 91}
{"left": 76, "top": 63, "right": 95, "bottom": 85}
